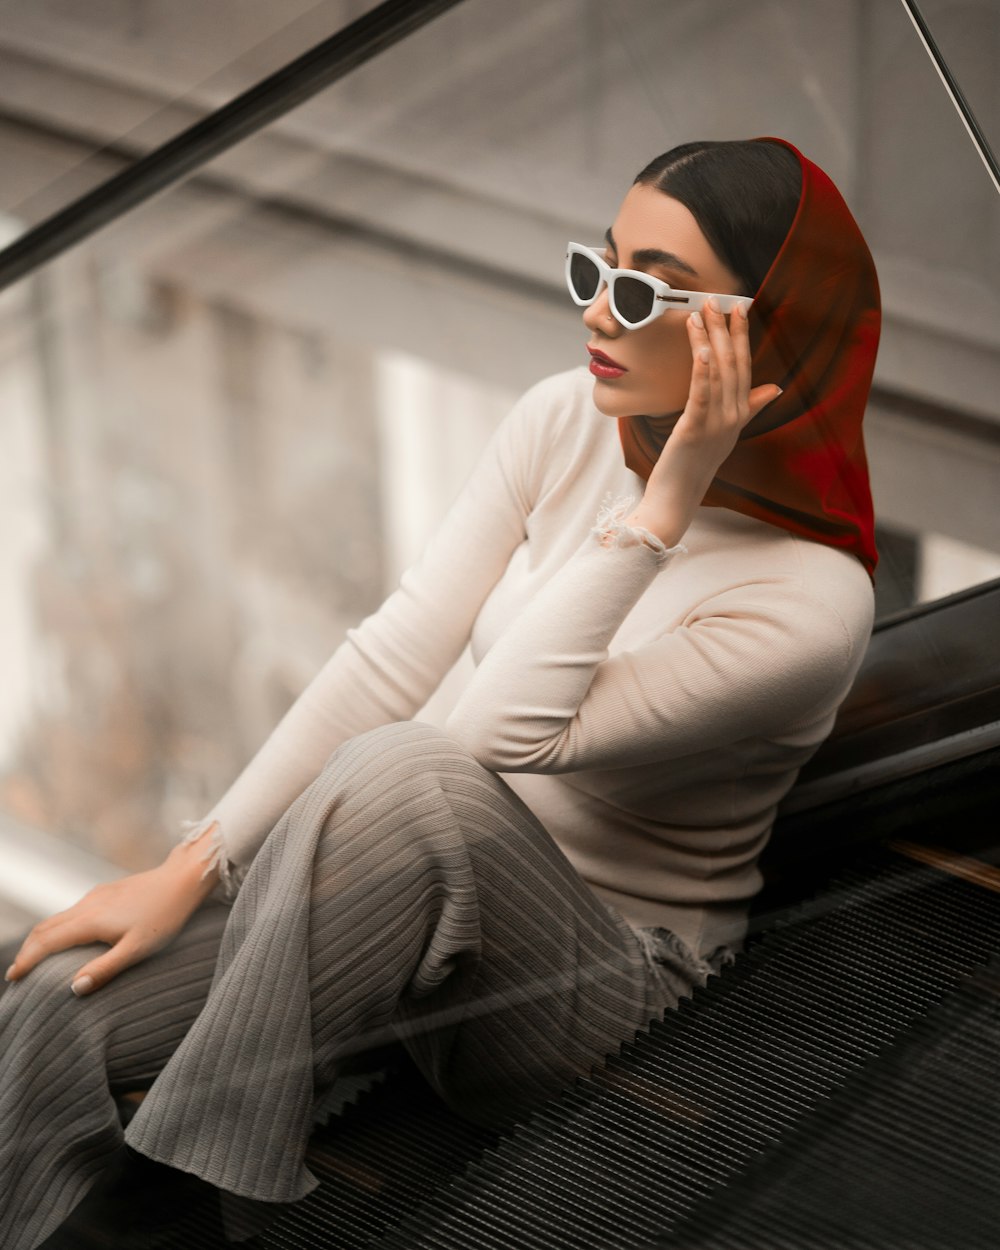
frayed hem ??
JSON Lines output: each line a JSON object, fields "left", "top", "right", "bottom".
{"left": 179, "top": 818, "right": 246, "bottom": 903}
{"left": 633, "top": 924, "right": 736, "bottom": 991}
{"left": 631, "top": 923, "right": 667, "bottom": 970}
{"left": 591, "top": 493, "right": 687, "bottom": 566}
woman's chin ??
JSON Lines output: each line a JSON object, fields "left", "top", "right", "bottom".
{"left": 590, "top": 379, "right": 683, "bottom": 425}
{"left": 590, "top": 378, "right": 633, "bottom": 418}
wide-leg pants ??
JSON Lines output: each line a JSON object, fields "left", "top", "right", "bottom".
{"left": 0, "top": 721, "right": 715, "bottom": 1250}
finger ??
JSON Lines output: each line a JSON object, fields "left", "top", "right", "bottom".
{"left": 703, "top": 297, "right": 738, "bottom": 421}
{"left": 71, "top": 938, "right": 145, "bottom": 997}
{"left": 6, "top": 924, "right": 63, "bottom": 980}
{"left": 21, "top": 903, "right": 90, "bottom": 941}
{"left": 5, "top": 920, "right": 56, "bottom": 979}
{"left": 748, "top": 383, "right": 784, "bottom": 420}
{"left": 7, "top": 917, "right": 111, "bottom": 981}
{"left": 5, "top": 884, "right": 107, "bottom": 976}
{"left": 731, "top": 300, "right": 753, "bottom": 413}
{"left": 685, "top": 313, "right": 711, "bottom": 415}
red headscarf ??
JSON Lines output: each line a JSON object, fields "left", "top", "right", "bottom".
{"left": 618, "top": 136, "right": 881, "bottom": 579}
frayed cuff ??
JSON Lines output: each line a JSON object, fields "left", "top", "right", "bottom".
{"left": 591, "top": 493, "right": 686, "bottom": 566}
{"left": 178, "top": 817, "right": 246, "bottom": 903}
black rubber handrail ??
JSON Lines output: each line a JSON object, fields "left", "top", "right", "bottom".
{"left": 899, "top": 0, "right": 1000, "bottom": 197}
{"left": 0, "top": 0, "right": 467, "bottom": 293}
{"left": 777, "top": 577, "right": 1000, "bottom": 814}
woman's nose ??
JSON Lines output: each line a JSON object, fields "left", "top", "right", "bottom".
{"left": 582, "top": 286, "right": 622, "bottom": 336}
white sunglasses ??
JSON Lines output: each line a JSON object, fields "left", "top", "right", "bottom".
{"left": 565, "top": 242, "right": 751, "bottom": 330}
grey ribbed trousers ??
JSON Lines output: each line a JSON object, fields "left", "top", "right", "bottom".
{"left": 0, "top": 721, "right": 709, "bottom": 1250}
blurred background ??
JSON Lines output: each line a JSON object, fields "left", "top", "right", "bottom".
{"left": 1, "top": 0, "right": 998, "bottom": 939}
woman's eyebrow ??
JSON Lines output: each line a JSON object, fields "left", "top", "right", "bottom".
{"left": 605, "top": 227, "right": 700, "bottom": 279}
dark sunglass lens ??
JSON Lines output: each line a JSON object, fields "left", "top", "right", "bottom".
{"left": 614, "top": 276, "right": 654, "bottom": 325}
{"left": 569, "top": 252, "right": 601, "bottom": 300}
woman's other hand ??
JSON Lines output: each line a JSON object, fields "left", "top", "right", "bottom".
{"left": 3, "top": 825, "right": 222, "bottom": 996}
{"left": 627, "top": 298, "right": 783, "bottom": 547}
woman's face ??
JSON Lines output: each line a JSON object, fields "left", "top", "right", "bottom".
{"left": 584, "top": 183, "right": 746, "bottom": 420}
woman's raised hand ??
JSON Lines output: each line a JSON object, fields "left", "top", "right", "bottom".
{"left": 627, "top": 297, "right": 783, "bottom": 548}
{"left": 4, "top": 828, "right": 221, "bottom": 996}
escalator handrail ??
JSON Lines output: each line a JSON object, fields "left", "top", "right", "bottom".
{"left": 780, "top": 576, "right": 1000, "bottom": 814}
{"left": 0, "top": 0, "right": 467, "bottom": 293}
{"left": 899, "top": 0, "right": 1000, "bottom": 196}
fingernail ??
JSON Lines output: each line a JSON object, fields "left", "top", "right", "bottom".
{"left": 71, "top": 975, "right": 94, "bottom": 997}
{"left": 4, "top": 965, "right": 15, "bottom": 982}
{"left": 698, "top": 346, "right": 711, "bottom": 363}
{"left": 690, "top": 310, "right": 704, "bottom": 329}
{"left": 736, "top": 300, "right": 751, "bottom": 319}
{"left": 707, "top": 296, "right": 721, "bottom": 313}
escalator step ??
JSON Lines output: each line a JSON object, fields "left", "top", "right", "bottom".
{"left": 257, "top": 845, "right": 1000, "bottom": 1250}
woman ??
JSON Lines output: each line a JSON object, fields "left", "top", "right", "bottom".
{"left": 1, "top": 135, "right": 880, "bottom": 1249}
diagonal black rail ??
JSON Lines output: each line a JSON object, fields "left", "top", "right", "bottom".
{"left": 0, "top": 0, "right": 467, "bottom": 293}
{"left": 899, "top": 0, "right": 1000, "bottom": 196}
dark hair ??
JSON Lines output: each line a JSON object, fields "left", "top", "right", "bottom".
{"left": 633, "top": 140, "right": 802, "bottom": 298}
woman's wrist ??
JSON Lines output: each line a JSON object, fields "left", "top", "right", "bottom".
{"left": 624, "top": 502, "right": 688, "bottom": 550}
{"left": 592, "top": 494, "right": 685, "bottom": 563}
{"left": 165, "top": 828, "right": 223, "bottom": 902}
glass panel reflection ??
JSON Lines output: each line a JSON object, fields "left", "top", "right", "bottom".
{"left": 0, "top": 1, "right": 385, "bottom": 227}
{"left": 0, "top": 11, "right": 998, "bottom": 1246}
{"left": 1, "top": 0, "right": 998, "bottom": 906}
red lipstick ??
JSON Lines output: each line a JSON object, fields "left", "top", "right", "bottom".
{"left": 587, "top": 346, "right": 628, "bottom": 380}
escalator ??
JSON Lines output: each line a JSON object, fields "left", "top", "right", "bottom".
{"left": 253, "top": 577, "right": 1000, "bottom": 1250}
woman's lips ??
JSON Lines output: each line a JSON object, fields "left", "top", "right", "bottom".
{"left": 587, "top": 346, "right": 628, "bottom": 380}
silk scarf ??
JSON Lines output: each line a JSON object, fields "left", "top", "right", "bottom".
{"left": 618, "top": 136, "right": 881, "bottom": 578}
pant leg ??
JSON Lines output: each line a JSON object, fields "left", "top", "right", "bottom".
{"left": 0, "top": 900, "right": 230, "bottom": 1250}
{"left": 125, "top": 721, "right": 699, "bottom": 1207}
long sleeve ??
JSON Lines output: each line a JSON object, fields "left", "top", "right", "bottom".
{"left": 182, "top": 378, "right": 556, "bottom": 889}
{"left": 180, "top": 364, "right": 876, "bottom": 955}
{"left": 444, "top": 534, "right": 865, "bottom": 775}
